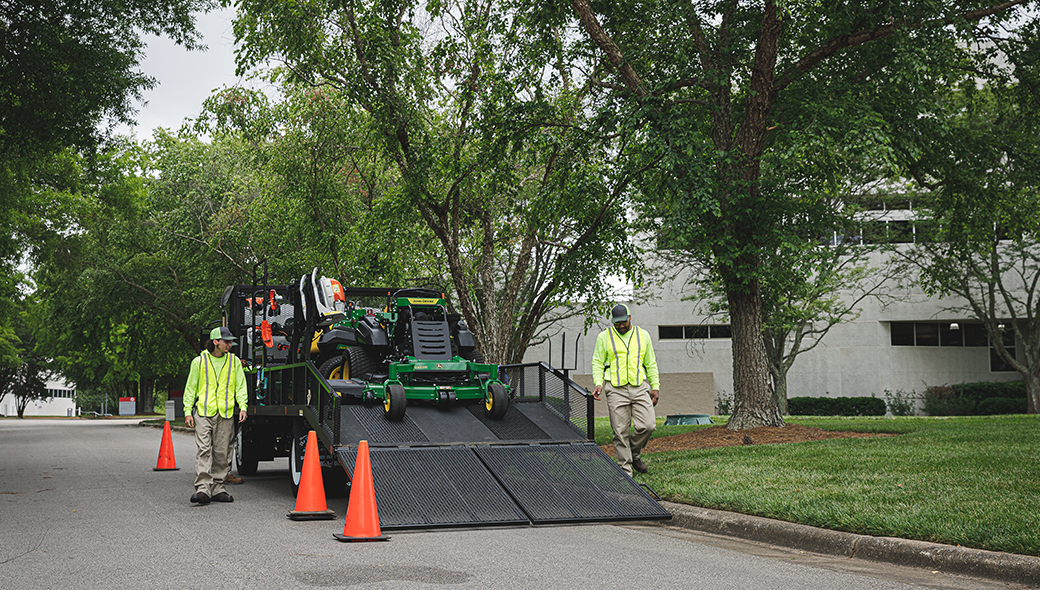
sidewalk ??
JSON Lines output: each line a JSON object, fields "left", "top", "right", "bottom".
{"left": 657, "top": 501, "right": 1040, "bottom": 587}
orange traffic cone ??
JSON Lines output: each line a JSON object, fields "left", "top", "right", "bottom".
{"left": 288, "top": 430, "right": 336, "bottom": 520}
{"left": 333, "top": 440, "right": 388, "bottom": 542}
{"left": 153, "top": 421, "right": 179, "bottom": 471}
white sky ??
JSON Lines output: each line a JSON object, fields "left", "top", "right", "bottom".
{"left": 117, "top": 7, "right": 271, "bottom": 140}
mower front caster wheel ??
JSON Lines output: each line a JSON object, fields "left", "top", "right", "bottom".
{"left": 383, "top": 383, "right": 407, "bottom": 421}
{"left": 485, "top": 382, "right": 508, "bottom": 420}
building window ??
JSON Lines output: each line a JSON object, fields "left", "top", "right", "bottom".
{"left": 659, "top": 325, "right": 731, "bottom": 340}
{"left": 939, "top": 323, "right": 962, "bottom": 346}
{"left": 43, "top": 388, "right": 75, "bottom": 399}
{"left": 891, "top": 322, "right": 989, "bottom": 347}
{"left": 990, "top": 349, "right": 1015, "bottom": 372}
{"left": 658, "top": 326, "right": 684, "bottom": 339}
{"left": 991, "top": 326, "right": 1016, "bottom": 372}
{"left": 963, "top": 323, "right": 989, "bottom": 346}
{"left": 891, "top": 322, "right": 915, "bottom": 346}
{"left": 890, "top": 321, "right": 1017, "bottom": 372}
{"left": 915, "top": 323, "right": 939, "bottom": 346}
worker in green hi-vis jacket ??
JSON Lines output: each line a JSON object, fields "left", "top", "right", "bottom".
{"left": 591, "top": 304, "right": 660, "bottom": 477}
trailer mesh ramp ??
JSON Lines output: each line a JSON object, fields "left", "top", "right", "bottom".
{"left": 336, "top": 446, "right": 529, "bottom": 530}
{"left": 347, "top": 406, "right": 428, "bottom": 443}
{"left": 465, "top": 404, "right": 551, "bottom": 441}
{"left": 336, "top": 442, "right": 670, "bottom": 529}
{"left": 475, "top": 442, "right": 671, "bottom": 524}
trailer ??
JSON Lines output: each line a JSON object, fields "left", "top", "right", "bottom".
{"left": 220, "top": 266, "right": 670, "bottom": 529}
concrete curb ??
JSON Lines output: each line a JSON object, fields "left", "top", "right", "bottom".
{"left": 658, "top": 501, "right": 1040, "bottom": 587}
{"left": 139, "top": 419, "right": 193, "bottom": 434}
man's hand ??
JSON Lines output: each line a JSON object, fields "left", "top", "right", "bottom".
{"left": 592, "top": 384, "right": 602, "bottom": 401}
{"left": 185, "top": 414, "right": 194, "bottom": 428}
{"left": 650, "top": 389, "right": 659, "bottom": 406}
{"left": 238, "top": 409, "right": 247, "bottom": 423}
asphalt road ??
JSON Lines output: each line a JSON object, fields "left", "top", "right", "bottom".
{"left": 0, "top": 419, "right": 1024, "bottom": 590}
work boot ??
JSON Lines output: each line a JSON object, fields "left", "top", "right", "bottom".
{"left": 225, "top": 473, "right": 244, "bottom": 485}
{"left": 211, "top": 491, "right": 234, "bottom": 503}
{"left": 190, "top": 492, "right": 211, "bottom": 504}
{"left": 632, "top": 457, "right": 648, "bottom": 474}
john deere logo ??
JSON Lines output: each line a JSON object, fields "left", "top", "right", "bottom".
{"left": 406, "top": 298, "right": 440, "bottom": 305}
{"left": 437, "top": 363, "right": 444, "bottom": 369}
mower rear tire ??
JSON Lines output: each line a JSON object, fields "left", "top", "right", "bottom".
{"left": 383, "top": 383, "right": 407, "bottom": 421}
{"left": 347, "top": 346, "right": 381, "bottom": 381}
{"left": 319, "top": 355, "right": 348, "bottom": 380}
{"left": 485, "top": 382, "right": 508, "bottom": 420}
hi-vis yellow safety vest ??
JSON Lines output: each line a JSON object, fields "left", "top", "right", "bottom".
{"left": 592, "top": 326, "right": 660, "bottom": 390}
{"left": 183, "top": 351, "right": 248, "bottom": 418}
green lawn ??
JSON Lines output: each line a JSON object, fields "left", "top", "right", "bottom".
{"left": 606, "top": 415, "right": 1040, "bottom": 556}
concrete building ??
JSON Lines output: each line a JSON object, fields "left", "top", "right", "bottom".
{"left": 0, "top": 378, "right": 77, "bottom": 417}
{"left": 524, "top": 250, "right": 1022, "bottom": 417}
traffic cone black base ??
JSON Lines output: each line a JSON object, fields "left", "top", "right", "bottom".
{"left": 289, "top": 508, "right": 336, "bottom": 521}
{"left": 333, "top": 532, "right": 389, "bottom": 542}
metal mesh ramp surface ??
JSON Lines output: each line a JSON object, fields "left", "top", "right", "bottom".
{"left": 336, "top": 445, "right": 529, "bottom": 529}
{"left": 465, "top": 404, "right": 551, "bottom": 441}
{"left": 336, "top": 442, "right": 670, "bottom": 530}
{"left": 475, "top": 443, "right": 671, "bottom": 523}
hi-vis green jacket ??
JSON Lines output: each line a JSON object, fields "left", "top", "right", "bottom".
{"left": 183, "top": 350, "right": 248, "bottom": 418}
{"left": 592, "top": 326, "right": 660, "bottom": 390}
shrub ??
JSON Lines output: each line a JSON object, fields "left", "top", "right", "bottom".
{"left": 976, "top": 396, "right": 1028, "bottom": 415}
{"left": 924, "top": 385, "right": 977, "bottom": 416}
{"left": 787, "top": 396, "right": 886, "bottom": 416}
{"left": 715, "top": 390, "right": 733, "bottom": 415}
{"left": 884, "top": 389, "right": 917, "bottom": 416}
{"left": 953, "top": 380, "right": 1026, "bottom": 401}
{"left": 924, "top": 381, "right": 1026, "bottom": 416}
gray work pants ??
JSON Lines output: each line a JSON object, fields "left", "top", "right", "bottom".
{"left": 193, "top": 413, "right": 235, "bottom": 496}
{"left": 604, "top": 380, "right": 656, "bottom": 476}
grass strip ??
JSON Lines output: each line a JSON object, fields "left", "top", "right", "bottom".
{"left": 609, "top": 415, "right": 1040, "bottom": 556}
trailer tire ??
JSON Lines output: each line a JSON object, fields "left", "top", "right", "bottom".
{"left": 319, "top": 355, "right": 348, "bottom": 380}
{"left": 235, "top": 427, "right": 259, "bottom": 476}
{"left": 485, "top": 382, "right": 509, "bottom": 420}
{"left": 383, "top": 383, "right": 407, "bottom": 421}
{"left": 290, "top": 419, "right": 307, "bottom": 497}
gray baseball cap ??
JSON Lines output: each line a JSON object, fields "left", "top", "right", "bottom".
{"left": 209, "top": 326, "right": 237, "bottom": 343}
{"left": 610, "top": 304, "right": 630, "bottom": 323}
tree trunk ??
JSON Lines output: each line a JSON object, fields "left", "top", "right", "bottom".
{"left": 136, "top": 379, "right": 156, "bottom": 415}
{"left": 1027, "top": 371, "right": 1039, "bottom": 415}
{"left": 725, "top": 286, "right": 785, "bottom": 429}
{"left": 772, "top": 369, "right": 789, "bottom": 415}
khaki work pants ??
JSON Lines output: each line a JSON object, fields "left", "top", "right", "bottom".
{"left": 604, "top": 380, "right": 656, "bottom": 476}
{"left": 193, "top": 413, "right": 235, "bottom": 496}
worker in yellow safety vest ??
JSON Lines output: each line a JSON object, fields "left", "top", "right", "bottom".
{"left": 592, "top": 304, "right": 660, "bottom": 476}
{"left": 183, "top": 326, "right": 248, "bottom": 504}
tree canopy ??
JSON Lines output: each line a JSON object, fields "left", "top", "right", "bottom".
{"left": 227, "top": 0, "right": 642, "bottom": 363}
{"left": 896, "top": 20, "right": 1040, "bottom": 412}
{"left": 548, "top": 0, "right": 1036, "bottom": 428}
